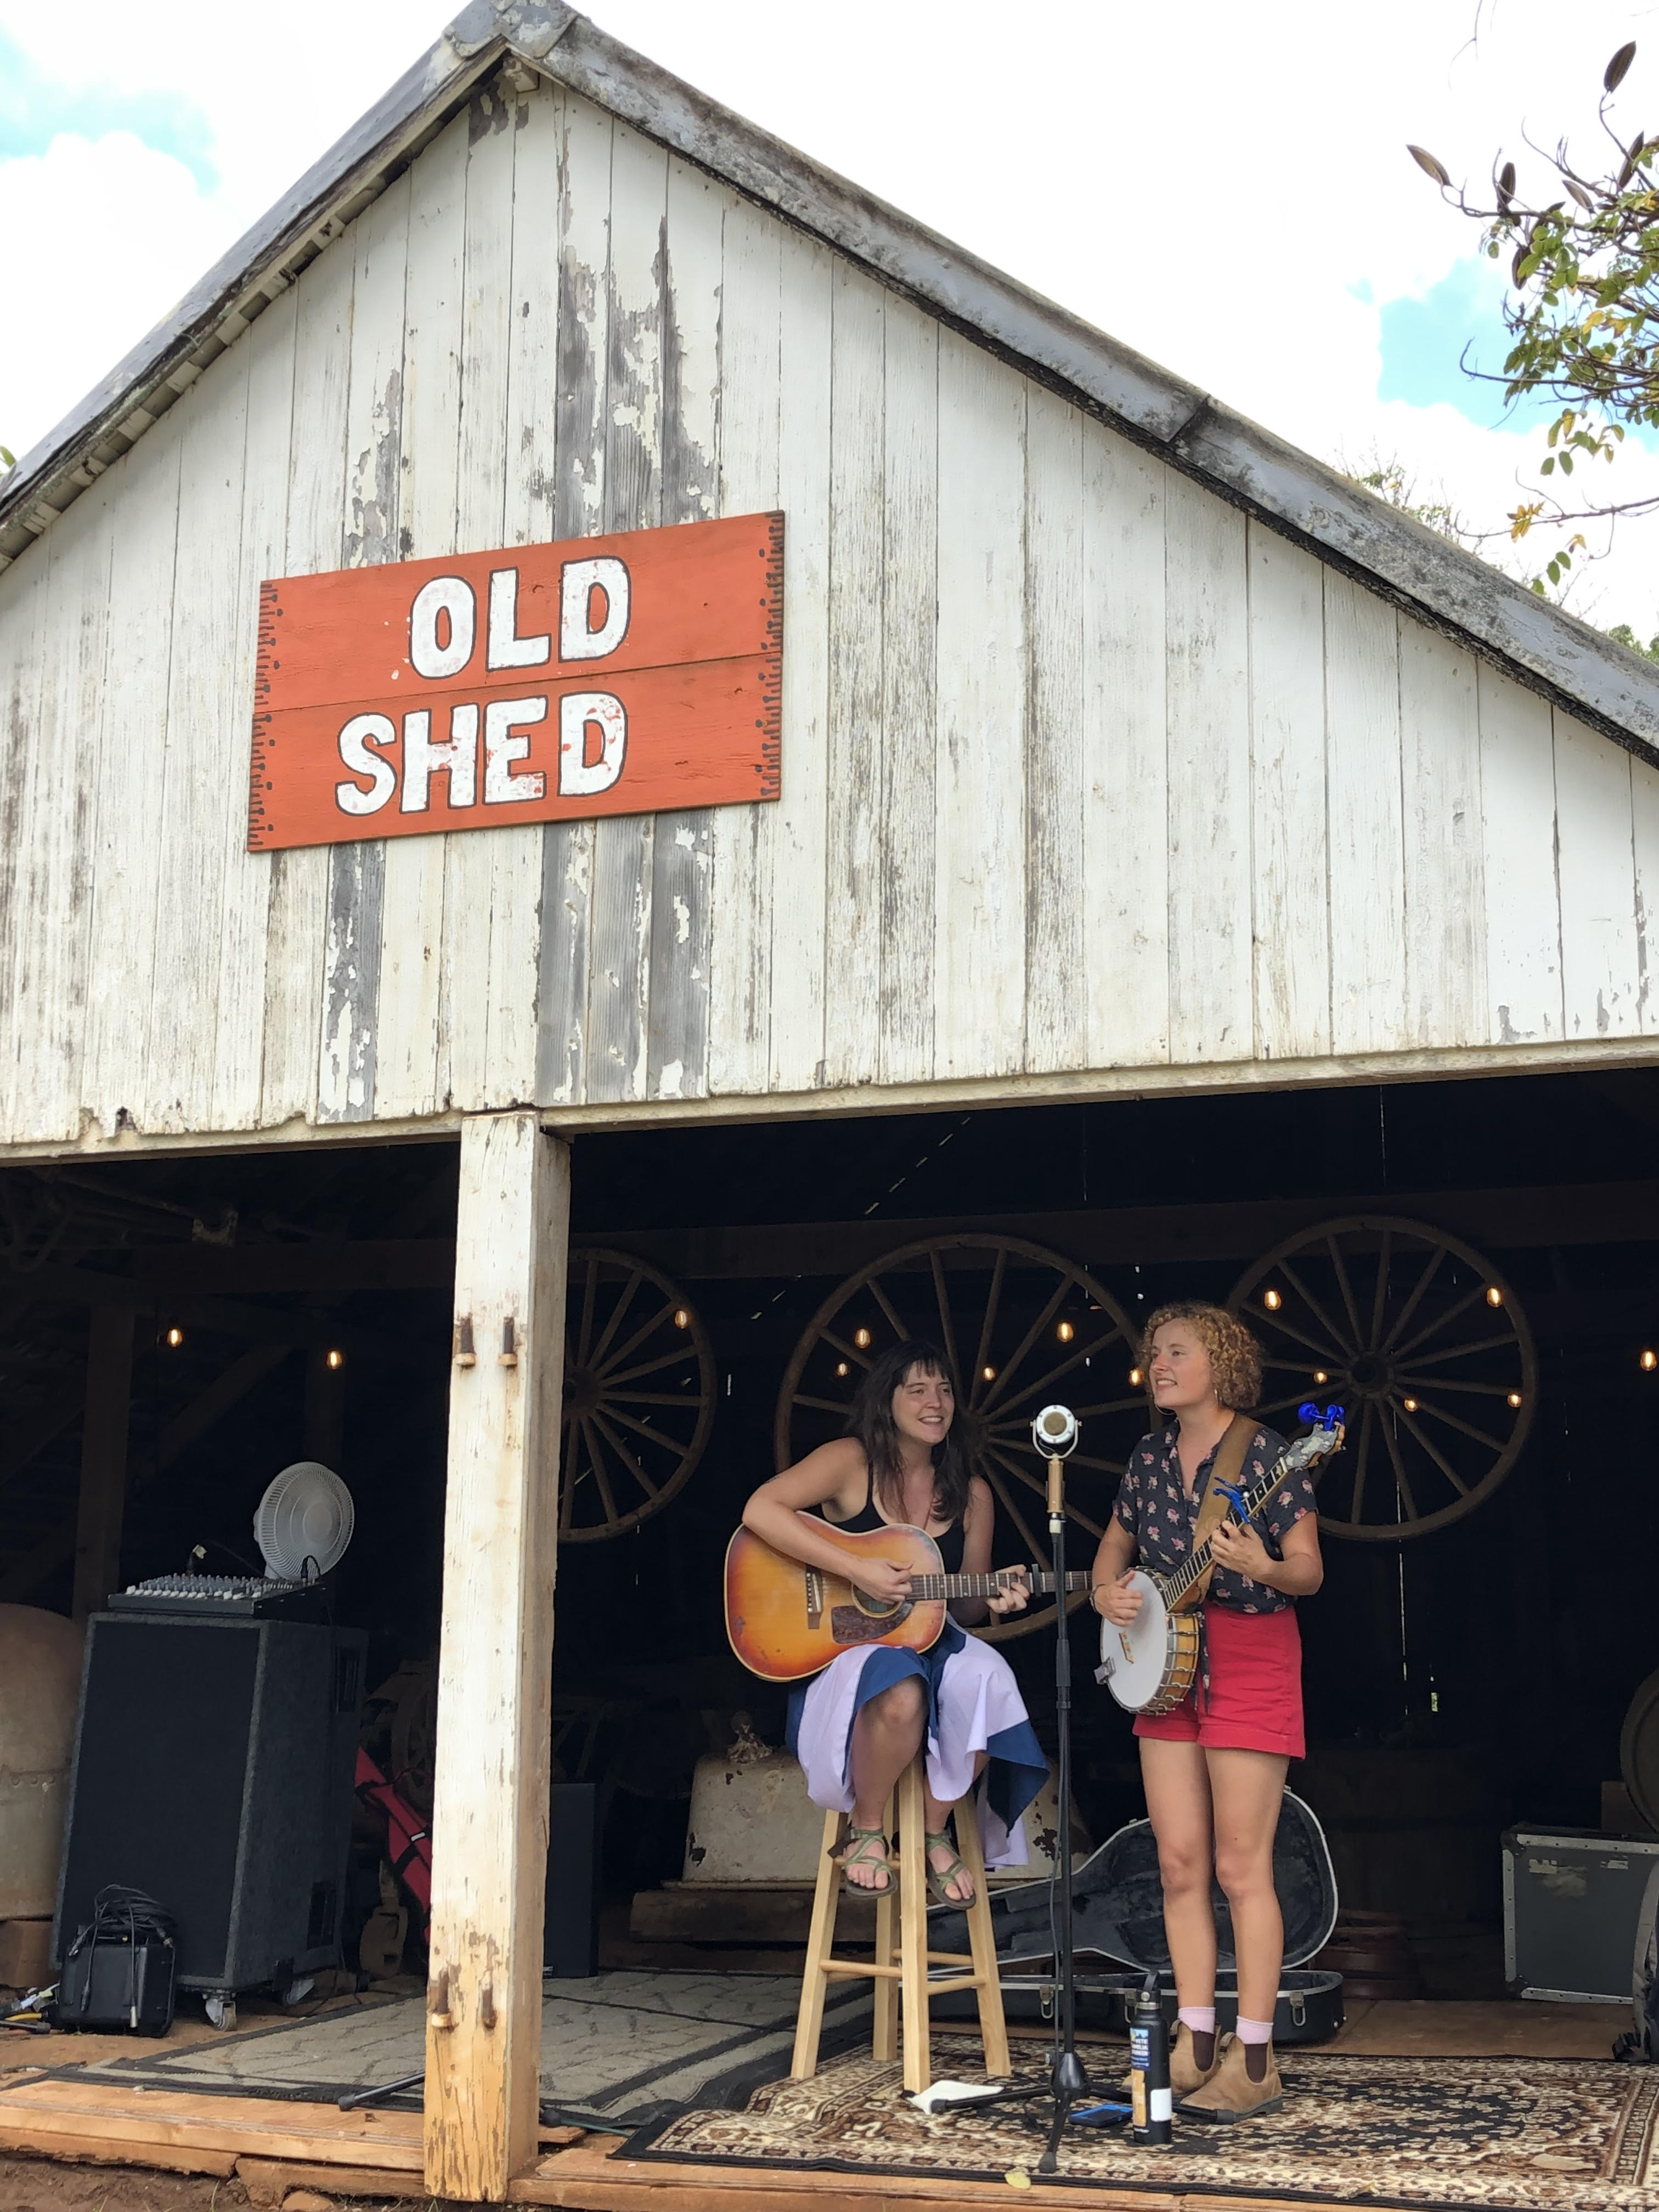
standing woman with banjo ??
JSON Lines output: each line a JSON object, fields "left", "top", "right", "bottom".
{"left": 1091, "top": 1303, "right": 1323, "bottom": 2120}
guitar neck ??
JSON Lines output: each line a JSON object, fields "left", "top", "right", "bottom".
{"left": 909, "top": 1568, "right": 1092, "bottom": 1600}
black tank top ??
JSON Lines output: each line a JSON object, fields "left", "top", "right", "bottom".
{"left": 822, "top": 1465, "right": 966, "bottom": 1575}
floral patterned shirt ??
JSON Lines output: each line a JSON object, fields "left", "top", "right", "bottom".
{"left": 1111, "top": 1422, "right": 1316, "bottom": 1613}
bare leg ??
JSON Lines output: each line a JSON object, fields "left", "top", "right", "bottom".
{"left": 845, "top": 1679, "right": 926, "bottom": 1890}
{"left": 1207, "top": 1747, "right": 1288, "bottom": 2043}
{"left": 922, "top": 1750, "right": 989, "bottom": 1905}
{"left": 1140, "top": 1738, "right": 1218, "bottom": 2016}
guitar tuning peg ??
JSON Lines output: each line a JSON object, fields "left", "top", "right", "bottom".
{"left": 1297, "top": 1401, "right": 1320, "bottom": 1424}
{"left": 1326, "top": 1405, "right": 1346, "bottom": 1426}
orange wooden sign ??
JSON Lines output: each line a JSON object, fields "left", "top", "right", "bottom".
{"left": 249, "top": 512, "right": 782, "bottom": 851}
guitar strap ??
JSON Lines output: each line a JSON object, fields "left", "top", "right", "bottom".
{"left": 1170, "top": 1413, "right": 1254, "bottom": 1614}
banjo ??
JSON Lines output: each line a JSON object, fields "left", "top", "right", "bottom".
{"left": 1096, "top": 1404, "right": 1345, "bottom": 1716}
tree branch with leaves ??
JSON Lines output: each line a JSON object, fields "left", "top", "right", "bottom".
{"left": 1409, "top": 39, "right": 1658, "bottom": 589}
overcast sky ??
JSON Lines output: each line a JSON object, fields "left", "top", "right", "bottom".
{"left": 4, "top": 0, "right": 1658, "bottom": 630}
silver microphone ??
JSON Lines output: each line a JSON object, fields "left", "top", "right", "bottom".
{"left": 1031, "top": 1403, "right": 1079, "bottom": 1458}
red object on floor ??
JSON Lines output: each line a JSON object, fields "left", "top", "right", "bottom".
{"left": 356, "top": 1748, "right": 432, "bottom": 1916}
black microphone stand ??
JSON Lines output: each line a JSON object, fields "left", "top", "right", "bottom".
{"left": 1034, "top": 1423, "right": 1089, "bottom": 2171}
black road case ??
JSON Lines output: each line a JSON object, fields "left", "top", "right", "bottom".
{"left": 1502, "top": 1825, "right": 1659, "bottom": 2002}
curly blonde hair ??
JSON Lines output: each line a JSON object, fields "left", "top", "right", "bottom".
{"left": 1141, "top": 1302, "right": 1262, "bottom": 1411}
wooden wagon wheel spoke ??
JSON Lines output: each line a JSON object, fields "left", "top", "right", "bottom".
{"left": 589, "top": 1409, "right": 661, "bottom": 1498}
{"left": 778, "top": 1233, "right": 1140, "bottom": 1639}
{"left": 1392, "top": 1402, "right": 1469, "bottom": 1494}
{"left": 558, "top": 1248, "right": 714, "bottom": 1545}
{"left": 1378, "top": 1243, "right": 1448, "bottom": 1356}
{"left": 1277, "top": 1260, "right": 1356, "bottom": 1360}
{"left": 1231, "top": 1215, "right": 1534, "bottom": 1541}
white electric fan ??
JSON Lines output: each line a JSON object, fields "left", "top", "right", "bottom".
{"left": 253, "top": 1461, "right": 355, "bottom": 1583}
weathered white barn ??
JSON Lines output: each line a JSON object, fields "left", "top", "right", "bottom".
{"left": 5, "top": 0, "right": 1659, "bottom": 2197}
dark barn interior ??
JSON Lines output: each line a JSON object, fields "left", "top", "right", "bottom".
{"left": 4, "top": 1063, "right": 1658, "bottom": 1997}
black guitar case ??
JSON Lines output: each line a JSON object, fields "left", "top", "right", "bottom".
{"left": 928, "top": 1787, "right": 1345, "bottom": 2044}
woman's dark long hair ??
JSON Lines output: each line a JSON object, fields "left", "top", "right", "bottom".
{"left": 849, "top": 1339, "right": 975, "bottom": 1527}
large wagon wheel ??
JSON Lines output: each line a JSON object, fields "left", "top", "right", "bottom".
{"left": 1229, "top": 1216, "right": 1535, "bottom": 1542}
{"left": 775, "top": 1235, "right": 1142, "bottom": 1640}
{"left": 558, "top": 1247, "right": 714, "bottom": 1543}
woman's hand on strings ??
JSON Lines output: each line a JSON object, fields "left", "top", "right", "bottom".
{"left": 1210, "top": 1516, "right": 1273, "bottom": 1582}
{"left": 985, "top": 1568, "right": 1030, "bottom": 1618}
{"left": 1094, "top": 1572, "right": 1142, "bottom": 1626}
{"left": 852, "top": 1557, "right": 914, "bottom": 1604}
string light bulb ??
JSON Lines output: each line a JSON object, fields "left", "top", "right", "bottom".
{"left": 1313, "top": 1370, "right": 1328, "bottom": 1385}
{"left": 1507, "top": 1391, "right": 1523, "bottom": 1408}
{"left": 1486, "top": 1286, "right": 1504, "bottom": 1308}
{"left": 673, "top": 1307, "right": 690, "bottom": 1330}
{"left": 1263, "top": 1289, "right": 1282, "bottom": 1311}
{"left": 1129, "top": 1367, "right": 1143, "bottom": 1387}
{"left": 164, "top": 1325, "right": 184, "bottom": 1348}
{"left": 835, "top": 1361, "right": 850, "bottom": 1379}
{"left": 1643, "top": 1349, "right": 1658, "bottom": 1373}
{"left": 1402, "top": 1397, "right": 1418, "bottom": 1412}
{"left": 325, "top": 1347, "right": 345, "bottom": 1372}
{"left": 854, "top": 1327, "right": 872, "bottom": 1349}
{"left": 1057, "top": 1320, "right": 1075, "bottom": 1343}
{"left": 982, "top": 1364, "right": 996, "bottom": 1382}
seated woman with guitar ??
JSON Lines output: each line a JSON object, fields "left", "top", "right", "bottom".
{"left": 742, "top": 1341, "right": 1047, "bottom": 1903}
{"left": 1091, "top": 1304, "right": 1322, "bottom": 2121}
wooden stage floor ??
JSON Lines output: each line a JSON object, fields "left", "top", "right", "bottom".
{"left": 0, "top": 1997, "right": 1627, "bottom": 2209}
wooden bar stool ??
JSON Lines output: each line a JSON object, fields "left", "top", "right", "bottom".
{"left": 791, "top": 1753, "right": 1010, "bottom": 2094}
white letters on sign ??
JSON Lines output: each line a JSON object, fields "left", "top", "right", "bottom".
{"left": 560, "top": 557, "right": 631, "bottom": 661}
{"left": 336, "top": 714, "right": 397, "bottom": 813}
{"left": 401, "top": 703, "right": 479, "bottom": 813}
{"left": 487, "top": 569, "right": 552, "bottom": 670}
{"left": 485, "top": 697, "right": 549, "bottom": 803}
{"left": 559, "top": 692, "right": 627, "bottom": 797}
{"left": 409, "top": 576, "right": 476, "bottom": 679}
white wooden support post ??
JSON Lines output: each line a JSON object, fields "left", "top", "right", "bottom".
{"left": 424, "top": 1110, "right": 568, "bottom": 2202}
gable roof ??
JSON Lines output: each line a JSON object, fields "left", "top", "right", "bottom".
{"left": 5, "top": 0, "right": 1659, "bottom": 767}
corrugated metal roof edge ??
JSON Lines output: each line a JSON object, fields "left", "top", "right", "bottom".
{"left": 5, "top": 0, "right": 1659, "bottom": 765}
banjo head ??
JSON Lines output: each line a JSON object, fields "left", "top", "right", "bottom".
{"left": 1097, "top": 1570, "right": 1176, "bottom": 1712}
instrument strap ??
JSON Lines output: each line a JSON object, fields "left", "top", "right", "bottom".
{"left": 1170, "top": 1413, "right": 1254, "bottom": 1613}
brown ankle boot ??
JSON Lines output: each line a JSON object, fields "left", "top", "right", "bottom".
{"left": 1177, "top": 2033, "right": 1283, "bottom": 2119}
{"left": 1121, "top": 2021, "right": 1223, "bottom": 2099}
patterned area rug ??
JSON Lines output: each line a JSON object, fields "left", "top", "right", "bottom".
{"left": 627, "top": 2033, "right": 1659, "bottom": 2210}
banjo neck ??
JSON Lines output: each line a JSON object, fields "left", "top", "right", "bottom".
{"left": 1160, "top": 1424, "right": 1340, "bottom": 1606}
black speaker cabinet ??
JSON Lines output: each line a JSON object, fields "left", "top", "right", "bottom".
{"left": 54, "top": 1613, "right": 366, "bottom": 1994}
{"left": 544, "top": 1780, "right": 599, "bottom": 1977}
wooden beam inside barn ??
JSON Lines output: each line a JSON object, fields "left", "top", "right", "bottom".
{"left": 70, "top": 1306, "right": 134, "bottom": 1621}
{"left": 424, "top": 1112, "right": 568, "bottom": 2203}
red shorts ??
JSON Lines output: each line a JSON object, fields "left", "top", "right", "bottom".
{"left": 1133, "top": 1604, "right": 1304, "bottom": 1759}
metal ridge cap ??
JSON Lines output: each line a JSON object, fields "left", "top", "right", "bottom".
{"left": 0, "top": 20, "right": 508, "bottom": 539}
{"left": 1176, "top": 397, "right": 1659, "bottom": 752}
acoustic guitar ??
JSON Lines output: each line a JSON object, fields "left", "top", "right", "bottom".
{"left": 724, "top": 1519, "right": 1090, "bottom": 1681}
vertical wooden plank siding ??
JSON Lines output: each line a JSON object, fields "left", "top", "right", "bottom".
{"left": 1324, "top": 575, "right": 1406, "bottom": 1059}
{"left": 375, "top": 110, "right": 469, "bottom": 1122}
{"left": 0, "top": 543, "right": 53, "bottom": 1141}
{"left": 584, "top": 121, "right": 667, "bottom": 1104}
{"left": 1554, "top": 709, "right": 1640, "bottom": 1038}
{"left": 424, "top": 1111, "right": 568, "bottom": 2202}
{"left": 1022, "top": 386, "right": 1085, "bottom": 1074}
{"left": 210, "top": 285, "right": 297, "bottom": 1131}
{"left": 876, "top": 296, "right": 938, "bottom": 1088}
{"left": 1081, "top": 426, "right": 1169, "bottom": 1070}
{"left": 1164, "top": 476, "right": 1252, "bottom": 1063}
{"left": 705, "top": 198, "right": 782, "bottom": 1096}
{"left": 1398, "top": 625, "right": 1485, "bottom": 1049}
{"left": 261, "top": 228, "right": 354, "bottom": 1127}
{"left": 822, "top": 268, "right": 887, "bottom": 1090}
{"left": 1246, "top": 527, "right": 1329, "bottom": 1062}
{"left": 535, "top": 90, "right": 612, "bottom": 1105}
{"left": 7, "top": 481, "right": 114, "bottom": 1142}
{"left": 1631, "top": 752, "right": 1659, "bottom": 1034}
{"left": 934, "top": 334, "right": 1027, "bottom": 1081}
{"left": 1478, "top": 662, "right": 1563, "bottom": 1044}
{"left": 442, "top": 91, "right": 518, "bottom": 1114}
{"left": 145, "top": 351, "right": 254, "bottom": 1131}
{"left": 645, "top": 155, "right": 727, "bottom": 1102}
{"left": 763, "top": 230, "right": 834, "bottom": 1096}
{"left": 82, "top": 415, "right": 184, "bottom": 1136}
